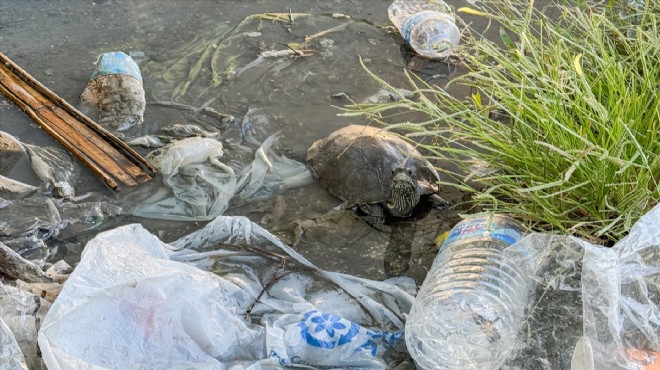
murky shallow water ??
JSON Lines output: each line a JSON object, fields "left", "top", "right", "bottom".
{"left": 1, "top": 0, "right": 488, "bottom": 284}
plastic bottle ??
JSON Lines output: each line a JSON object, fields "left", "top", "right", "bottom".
{"left": 388, "top": 0, "right": 460, "bottom": 59}
{"left": 405, "top": 214, "right": 531, "bottom": 369}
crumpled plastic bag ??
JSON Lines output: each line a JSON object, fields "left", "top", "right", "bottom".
{"left": 132, "top": 133, "right": 313, "bottom": 221}
{"left": 580, "top": 205, "right": 660, "bottom": 370}
{"left": 1, "top": 319, "right": 28, "bottom": 370}
{"left": 500, "top": 203, "right": 660, "bottom": 370}
{"left": 237, "top": 132, "right": 314, "bottom": 202}
{"left": 0, "top": 194, "right": 123, "bottom": 264}
{"left": 38, "top": 215, "right": 413, "bottom": 369}
{"left": 24, "top": 144, "right": 78, "bottom": 199}
{"left": 1, "top": 283, "right": 51, "bottom": 370}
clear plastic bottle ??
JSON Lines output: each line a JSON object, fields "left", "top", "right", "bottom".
{"left": 388, "top": 0, "right": 460, "bottom": 59}
{"left": 405, "top": 214, "right": 531, "bottom": 369}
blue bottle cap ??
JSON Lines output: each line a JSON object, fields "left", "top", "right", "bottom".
{"left": 90, "top": 51, "right": 142, "bottom": 82}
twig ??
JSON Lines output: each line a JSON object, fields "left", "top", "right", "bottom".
{"left": 244, "top": 270, "right": 290, "bottom": 320}
{"left": 279, "top": 42, "right": 303, "bottom": 57}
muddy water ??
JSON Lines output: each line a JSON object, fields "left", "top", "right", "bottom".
{"left": 0, "top": 0, "right": 505, "bottom": 283}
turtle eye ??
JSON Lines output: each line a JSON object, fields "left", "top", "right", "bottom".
{"left": 407, "top": 169, "right": 413, "bottom": 176}
{"left": 392, "top": 170, "right": 396, "bottom": 175}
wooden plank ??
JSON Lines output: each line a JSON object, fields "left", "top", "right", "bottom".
{"left": 0, "top": 67, "right": 137, "bottom": 187}
{"left": 0, "top": 52, "right": 153, "bottom": 190}
{"left": 0, "top": 79, "right": 120, "bottom": 190}
{"left": 0, "top": 51, "right": 155, "bottom": 173}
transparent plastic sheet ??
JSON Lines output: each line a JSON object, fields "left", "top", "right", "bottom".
{"left": 0, "top": 197, "right": 61, "bottom": 239}
{"left": 38, "top": 216, "right": 414, "bottom": 369}
{"left": 0, "top": 174, "right": 38, "bottom": 200}
{"left": 499, "top": 204, "right": 660, "bottom": 370}
{"left": 0, "top": 318, "right": 28, "bottom": 370}
{"left": 237, "top": 132, "right": 315, "bottom": 202}
{"left": 24, "top": 144, "right": 78, "bottom": 199}
{"left": 0, "top": 193, "right": 124, "bottom": 241}
{"left": 132, "top": 133, "right": 313, "bottom": 221}
{"left": 0, "top": 283, "right": 51, "bottom": 370}
{"left": 582, "top": 205, "right": 660, "bottom": 370}
{"left": 502, "top": 235, "right": 587, "bottom": 370}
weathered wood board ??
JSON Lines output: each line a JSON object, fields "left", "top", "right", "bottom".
{"left": 0, "top": 51, "right": 154, "bottom": 191}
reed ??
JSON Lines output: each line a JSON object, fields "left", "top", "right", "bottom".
{"left": 343, "top": 0, "right": 659, "bottom": 243}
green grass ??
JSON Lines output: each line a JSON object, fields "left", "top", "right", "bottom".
{"left": 343, "top": 0, "right": 659, "bottom": 244}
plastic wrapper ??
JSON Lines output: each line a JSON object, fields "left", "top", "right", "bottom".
{"left": 1, "top": 283, "right": 51, "bottom": 370}
{"left": 0, "top": 194, "right": 122, "bottom": 242}
{"left": 132, "top": 133, "right": 312, "bottom": 221}
{"left": 135, "top": 136, "right": 236, "bottom": 220}
{"left": 237, "top": 132, "right": 314, "bottom": 201}
{"left": 0, "top": 174, "right": 38, "bottom": 200}
{"left": 500, "top": 203, "right": 660, "bottom": 370}
{"left": 1, "top": 319, "right": 28, "bottom": 370}
{"left": 581, "top": 205, "right": 660, "bottom": 370}
{"left": 38, "top": 215, "right": 413, "bottom": 369}
{"left": 24, "top": 144, "right": 78, "bottom": 199}
{"left": 0, "top": 130, "right": 26, "bottom": 176}
{"left": 0, "top": 197, "right": 61, "bottom": 239}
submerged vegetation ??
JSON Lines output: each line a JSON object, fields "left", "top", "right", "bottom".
{"left": 344, "top": 0, "right": 659, "bottom": 243}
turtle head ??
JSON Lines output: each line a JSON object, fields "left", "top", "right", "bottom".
{"left": 387, "top": 167, "right": 420, "bottom": 217}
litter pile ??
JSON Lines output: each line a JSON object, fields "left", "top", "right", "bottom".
{"left": 1, "top": 2, "right": 658, "bottom": 369}
{"left": 3, "top": 205, "right": 660, "bottom": 369}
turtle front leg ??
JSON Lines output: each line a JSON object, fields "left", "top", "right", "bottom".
{"left": 357, "top": 203, "right": 390, "bottom": 231}
{"left": 428, "top": 193, "right": 452, "bottom": 210}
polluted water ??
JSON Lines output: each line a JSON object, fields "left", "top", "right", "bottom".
{"left": 0, "top": 0, "right": 533, "bottom": 369}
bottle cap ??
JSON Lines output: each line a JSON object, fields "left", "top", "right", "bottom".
{"left": 91, "top": 51, "right": 142, "bottom": 82}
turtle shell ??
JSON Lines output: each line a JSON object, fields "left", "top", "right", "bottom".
{"left": 307, "top": 125, "right": 440, "bottom": 205}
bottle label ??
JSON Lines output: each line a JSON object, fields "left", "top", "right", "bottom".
{"left": 439, "top": 215, "right": 525, "bottom": 252}
{"left": 401, "top": 11, "right": 439, "bottom": 44}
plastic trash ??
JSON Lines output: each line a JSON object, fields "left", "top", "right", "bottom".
{"left": 0, "top": 197, "right": 61, "bottom": 239}
{"left": 80, "top": 51, "right": 146, "bottom": 130}
{"left": 1, "top": 318, "right": 28, "bottom": 370}
{"left": 237, "top": 132, "right": 315, "bottom": 201}
{"left": 132, "top": 132, "right": 312, "bottom": 221}
{"left": 388, "top": 0, "right": 460, "bottom": 59}
{"left": 0, "top": 241, "right": 51, "bottom": 283}
{"left": 405, "top": 214, "right": 530, "bottom": 369}
{"left": 579, "top": 204, "right": 660, "bottom": 370}
{"left": 0, "top": 174, "right": 38, "bottom": 200}
{"left": 25, "top": 144, "right": 78, "bottom": 199}
{"left": 0, "top": 130, "right": 26, "bottom": 176}
{"left": 134, "top": 136, "right": 237, "bottom": 220}
{"left": 38, "top": 215, "right": 414, "bottom": 369}
{"left": 1, "top": 283, "right": 51, "bottom": 370}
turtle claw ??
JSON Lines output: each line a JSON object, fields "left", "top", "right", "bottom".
{"left": 356, "top": 204, "right": 390, "bottom": 231}
{"left": 428, "top": 194, "right": 452, "bottom": 210}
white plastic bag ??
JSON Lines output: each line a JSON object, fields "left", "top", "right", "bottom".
{"left": 39, "top": 216, "right": 414, "bottom": 369}
{"left": 132, "top": 134, "right": 312, "bottom": 221}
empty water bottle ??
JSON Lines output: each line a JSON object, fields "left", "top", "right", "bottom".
{"left": 388, "top": 0, "right": 461, "bottom": 59}
{"left": 405, "top": 214, "right": 531, "bottom": 369}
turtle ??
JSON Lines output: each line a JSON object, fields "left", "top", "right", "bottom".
{"left": 307, "top": 125, "right": 448, "bottom": 221}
